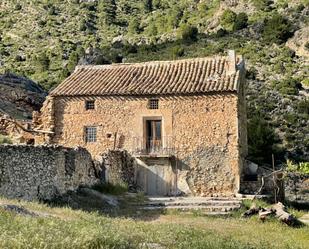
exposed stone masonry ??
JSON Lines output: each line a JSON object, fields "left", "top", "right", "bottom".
{"left": 0, "top": 145, "right": 98, "bottom": 201}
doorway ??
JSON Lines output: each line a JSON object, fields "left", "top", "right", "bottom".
{"left": 145, "top": 119, "right": 162, "bottom": 153}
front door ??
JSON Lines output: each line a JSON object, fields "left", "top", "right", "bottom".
{"left": 146, "top": 120, "right": 162, "bottom": 153}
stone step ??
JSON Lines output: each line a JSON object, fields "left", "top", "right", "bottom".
{"left": 143, "top": 200, "right": 241, "bottom": 207}
{"left": 137, "top": 197, "right": 242, "bottom": 214}
{"left": 140, "top": 205, "right": 240, "bottom": 212}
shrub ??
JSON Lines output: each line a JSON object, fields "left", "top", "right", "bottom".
{"left": 220, "top": 9, "right": 237, "bottom": 31}
{"left": 177, "top": 24, "right": 198, "bottom": 43}
{"left": 220, "top": 10, "right": 248, "bottom": 31}
{"left": 297, "top": 100, "right": 309, "bottom": 115}
{"left": 14, "top": 4, "right": 22, "bottom": 11}
{"left": 215, "top": 28, "right": 227, "bottom": 37}
{"left": 286, "top": 160, "right": 309, "bottom": 174}
{"left": 234, "top": 12, "right": 248, "bottom": 30}
{"left": 305, "top": 42, "right": 309, "bottom": 51}
{"left": 128, "top": 18, "right": 140, "bottom": 34}
{"left": 272, "top": 78, "right": 301, "bottom": 95}
{"left": 144, "top": 0, "right": 153, "bottom": 13}
{"left": 170, "top": 45, "right": 185, "bottom": 58}
{"left": 262, "top": 14, "right": 293, "bottom": 44}
{"left": 98, "top": 0, "right": 117, "bottom": 25}
{"left": 35, "top": 52, "right": 50, "bottom": 72}
{"left": 0, "top": 135, "right": 12, "bottom": 144}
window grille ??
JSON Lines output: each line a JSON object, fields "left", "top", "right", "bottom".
{"left": 85, "top": 100, "right": 95, "bottom": 110}
{"left": 85, "top": 127, "right": 97, "bottom": 142}
{"left": 148, "top": 99, "right": 159, "bottom": 109}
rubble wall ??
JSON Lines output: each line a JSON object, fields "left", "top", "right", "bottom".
{"left": 41, "top": 93, "right": 246, "bottom": 196}
{"left": 0, "top": 145, "right": 98, "bottom": 201}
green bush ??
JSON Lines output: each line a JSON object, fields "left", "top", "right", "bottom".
{"left": 286, "top": 160, "right": 309, "bottom": 174}
{"left": 215, "top": 28, "right": 227, "bottom": 38}
{"left": 0, "top": 135, "right": 12, "bottom": 144}
{"left": 272, "top": 78, "right": 301, "bottom": 95}
{"left": 297, "top": 100, "right": 309, "bottom": 115}
{"left": 177, "top": 24, "right": 198, "bottom": 43}
{"left": 262, "top": 14, "right": 293, "bottom": 44}
{"left": 35, "top": 52, "right": 50, "bottom": 73}
{"left": 128, "top": 18, "right": 140, "bottom": 34}
{"left": 98, "top": 0, "right": 117, "bottom": 25}
{"left": 220, "top": 9, "right": 237, "bottom": 31}
{"left": 220, "top": 10, "right": 248, "bottom": 31}
{"left": 234, "top": 12, "right": 248, "bottom": 30}
{"left": 170, "top": 45, "right": 185, "bottom": 58}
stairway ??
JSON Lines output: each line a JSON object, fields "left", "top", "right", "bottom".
{"left": 138, "top": 196, "right": 243, "bottom": 215}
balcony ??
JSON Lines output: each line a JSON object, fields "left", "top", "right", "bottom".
{"left": 132, "top": 136, "right": 174, "bottom": 157}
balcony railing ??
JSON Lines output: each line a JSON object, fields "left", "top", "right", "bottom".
{"left": 132, "top": 136, "right": 174, "bottom": 156}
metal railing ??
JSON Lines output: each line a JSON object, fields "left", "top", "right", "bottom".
{"left": 132, "top": 136, "right": 174, "bottom": 156}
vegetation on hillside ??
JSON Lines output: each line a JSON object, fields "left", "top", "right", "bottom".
{"left": 0, "top": 0, "right": 308, "bottom": 164}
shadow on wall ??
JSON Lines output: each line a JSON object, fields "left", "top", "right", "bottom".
{"left": 103, "top": 147, "right": 237, "bottom": 197}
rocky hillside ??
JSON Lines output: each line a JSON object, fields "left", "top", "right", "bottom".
{"left": 0, "top": 0, "right": 308, "bottom": 163}
{"left": 0, "top": 73, "right": 46, "bottom": 120}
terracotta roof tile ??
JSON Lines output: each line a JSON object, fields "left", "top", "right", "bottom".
{"left": 51, "top": 55, "right": 244, "bottom": 97}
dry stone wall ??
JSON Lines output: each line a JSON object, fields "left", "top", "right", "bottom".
{"left": 285, "top": 172, "right": 309, "bottom": 204}
{"left": 0, "top": 145, "right": 98, "bottom": 201}
{"left": 102, "top": 150, "right": 136, "bottom": 190}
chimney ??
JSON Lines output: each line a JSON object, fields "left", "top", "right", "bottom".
{"left": 227, "top": 50, "right": 236, "bottom": 75}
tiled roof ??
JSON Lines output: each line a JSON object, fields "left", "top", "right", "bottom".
{"left": 50, "top": 55, "right": 244, "bottom": 97}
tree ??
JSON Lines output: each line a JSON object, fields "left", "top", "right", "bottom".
{"left": 98, "top": 0, "right": 117, "bottom": 25}
{"left": 128, "top": 17, "right": 140, "bottom": 34}
{"left": 248, "top": 115, "right": 277, "bottom": 164}
{"left": 67, "top": 51, "right": 79, "bottom": 72}
{"left": 144, "top": 0, "right": 153, "bottom": 13}
{"left": 35, "top": 52, "right": 50, "bottom": 72}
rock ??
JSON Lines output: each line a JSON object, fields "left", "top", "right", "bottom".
{"left": 0, "top": 73, "right": 47, "bottom": 120}
{"left": 0, "top": 204, "right": 37, "bottom": 217}
{"left": 139, "top": 243, "right": 166, "bottom": 249}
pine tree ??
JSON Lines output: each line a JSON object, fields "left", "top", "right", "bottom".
{"left": 144, "top": 0, "right": 153, "bottom": 13}
{"left": 98, "top": 0, "right": 117, "bottom": 25}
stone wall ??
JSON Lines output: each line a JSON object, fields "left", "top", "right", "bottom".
{"left": 285, "top": 172, "right": 309, "bottom": 204}
{"left": 35, "top": 92, "right": 246, "bottom": 196}
{"left": 101, "top": 150, "right": 136, "bottom": 190}
{"left": 0, "top": 145, "right": 98, "bottom": 201}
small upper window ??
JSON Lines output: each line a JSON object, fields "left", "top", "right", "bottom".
{"left": 85, "top": 100, "right": 95, "bottom": 110}
{"left": 148, "top": 99, "right": 159, "bottom": 109}
{"left": 85, "top": 126, "right": 97, "bottom": 143}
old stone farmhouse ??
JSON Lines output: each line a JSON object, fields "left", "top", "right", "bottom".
{"left": 34, "top": 50, "right": 247, "bottom": 197}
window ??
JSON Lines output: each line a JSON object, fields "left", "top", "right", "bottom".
{"left": 85, "top": 100, "right": 95, "bottom": 110}
{"left": 85, "top": 126, "right": 97, "bottom": 142}
{"left": 148, "top": 99, "right": 159, "bottom": 109}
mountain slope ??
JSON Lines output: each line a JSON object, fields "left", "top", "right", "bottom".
{"left": 0, "top": 0, "right": 308, "bottom": 163}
